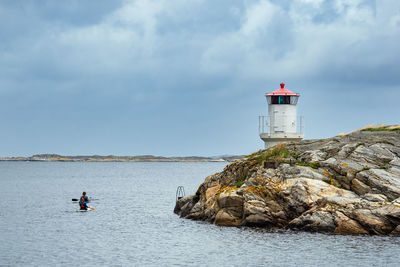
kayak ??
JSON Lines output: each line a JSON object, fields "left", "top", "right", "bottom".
{"left": 77, "top": 207, "right": 95, "bottom": 212}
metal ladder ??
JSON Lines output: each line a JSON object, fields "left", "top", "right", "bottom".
{"left": 176, "top": 186, "right": 185, "bottom": 201}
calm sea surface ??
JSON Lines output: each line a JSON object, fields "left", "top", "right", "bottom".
{"left": 0, "top": 162, "right": 399, "bottom": 266}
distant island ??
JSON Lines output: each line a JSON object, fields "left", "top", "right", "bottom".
{"left": 0, "top": 154, "right": 243, "bottom": 162}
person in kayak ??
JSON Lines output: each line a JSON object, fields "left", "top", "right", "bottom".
{"left": 79, "top": 192, "right": 89, "bottom": 210}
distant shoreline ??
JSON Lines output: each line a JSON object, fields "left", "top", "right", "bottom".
{"left": 0, "top": 154, "right": 243, "bottom": 163}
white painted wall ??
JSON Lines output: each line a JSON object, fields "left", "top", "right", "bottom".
{"left": 268, "top": 104, "right": 297, "bottom": 133}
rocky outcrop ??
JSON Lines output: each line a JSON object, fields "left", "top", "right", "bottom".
{"left": 174, "top": 128, "right": 400, "bottom": 235}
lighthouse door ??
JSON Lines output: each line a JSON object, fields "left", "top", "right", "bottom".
{"left": 273, "top": 110, "right": 284, "bottom": 132}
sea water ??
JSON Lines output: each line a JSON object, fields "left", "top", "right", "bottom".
{"left": 0, "top": 162, "right": 399, "bottom": 266}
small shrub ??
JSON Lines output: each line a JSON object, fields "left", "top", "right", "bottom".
{"left": 321, "top": 178, "right": 340, "bottom": 187}
{"left": 361, "top": 126, "right": 400, "bottom": 132}
{"left": 233, "top": 174, "right": 246, "bottom": 188}
{"left": 386, "top": 197, "right": 395, "bottom": 202}
{"left": 322, "top": 178, "right": 331, "bottom": 184}
{"left": 234, "top": 180, "right": 245, "bottom": 188}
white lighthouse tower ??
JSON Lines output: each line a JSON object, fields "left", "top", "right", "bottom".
{"left": 259, "top": 83, "right": 304, "bottom": 148}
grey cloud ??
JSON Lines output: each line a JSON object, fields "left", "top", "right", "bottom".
{"left": 0, "top": 0, "right": 399, "bottom": 156}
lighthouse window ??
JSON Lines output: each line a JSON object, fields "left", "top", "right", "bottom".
{"left": 290, "top": 96, "right": 299, "bottom": 105}
{"left": 271, "top": 96, "right": 290, "bottom": 104}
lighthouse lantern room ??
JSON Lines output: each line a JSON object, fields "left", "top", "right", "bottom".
{"left": 259, "top": 83, "right": 304, "bottom": 149}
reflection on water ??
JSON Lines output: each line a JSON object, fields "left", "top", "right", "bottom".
{"left": 0, "top": 162, "right": 399, "bottom": 266}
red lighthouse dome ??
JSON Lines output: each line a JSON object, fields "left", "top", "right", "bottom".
{"left": 266, "top": 83, "right": 299, "bottom": 96}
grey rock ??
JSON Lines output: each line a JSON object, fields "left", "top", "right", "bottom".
{"left": 289, "top": 210, "right": 335, "bottom": 232}
{"left": 174, "top": 194, "right": 196, "bottom": 216}
{"left": 391, "top": 225, "right": 400, "bottom": 235}
{"left": 362, "top": 193, "right": 387, "bottom": 202}
{"left": 298, "top": 150, "right": 327, "bottom": 162}
{"left": 218, "top": 191, "right": 244, "bottom": 209}
{"left": 338, "top": 143, "right": 360, "bottom": 158}
{"left": 351, "top": 178, "right": 371, "bottom": 195}
{"left": 356, "top": 169, "right": 400, "bottom": 199}
{"left": 333, "top": 211, "right": 368, "bottom": 234}
{"left": 174, "top": 130, "right": 400, "bottom": 235}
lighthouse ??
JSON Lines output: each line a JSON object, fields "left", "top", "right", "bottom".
{"left": 259, "top": 83, "right": 304, "bottom": 148}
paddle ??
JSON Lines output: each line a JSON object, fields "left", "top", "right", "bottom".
{"left": 72, "top": 198, "right": 95, "bottom": 202}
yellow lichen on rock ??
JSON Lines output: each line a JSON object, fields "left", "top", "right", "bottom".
{"left": 205, "top": 185, "right": 220, "bottom": 201}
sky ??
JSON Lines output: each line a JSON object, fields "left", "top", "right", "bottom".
{"left": 0, "top": 0, "right": 399, "bottom": 157}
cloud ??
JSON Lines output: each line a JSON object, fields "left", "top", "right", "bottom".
{"left": 4, "top": 0, "right": 398, "bottom": 90}
{"left": 199, "top": 0, "right": 400, "bottom": 86}
{"left": 0, "top": 0, "right": 399, "bottom": 155}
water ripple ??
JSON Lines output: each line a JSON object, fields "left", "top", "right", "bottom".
{"left": 0, "top": 162, "right": 399, "bottom": 266}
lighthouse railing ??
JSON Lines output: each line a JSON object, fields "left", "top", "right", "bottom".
{"left": 299, "top": 115, "right": 305, "bottom": 135}
{"left": 258, "top": 115, "right": 273, "bottom": 134}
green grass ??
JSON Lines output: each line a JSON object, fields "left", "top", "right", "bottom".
{"left": 264, "top": 143, "right": 290, "bottom": 159}
{"left": 296, "top": 162, "right": 320, "bottom": 169}
{"left": 360, "top": 166, "right": 370, "bottom": 171}
{"left": 247, "top": 144, "right": 290, "bottom": 166}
